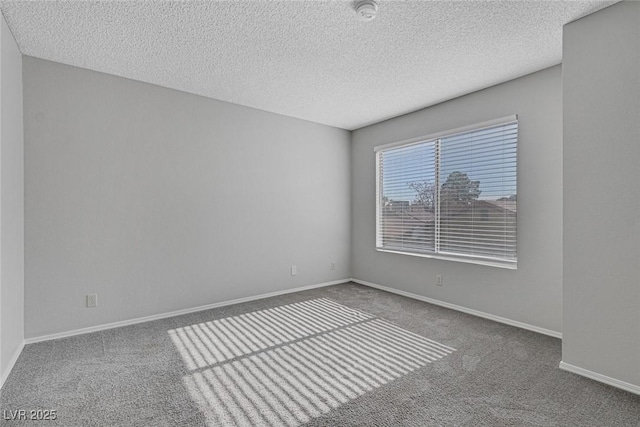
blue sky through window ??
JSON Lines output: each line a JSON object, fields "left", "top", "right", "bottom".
{"left": 381, "top": 123, "right": 517, "bottom": 203}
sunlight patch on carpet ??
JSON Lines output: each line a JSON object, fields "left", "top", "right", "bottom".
{"left": 169, "top": 298, "right": 455, "bottom": 426}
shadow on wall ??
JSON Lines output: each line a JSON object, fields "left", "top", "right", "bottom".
{"left": 168, "top": 298, "right": 456, "bottom": 426}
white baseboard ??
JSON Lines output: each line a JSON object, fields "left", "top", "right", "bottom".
{"left": 351, "top": 278, "right": 562, "bottom": 339}
{"left": 25, "top": 278, "right": 350, "bottom": 344}
{"left": 0, "top": 340, "right": 25, "bottom": 390}
{"left": 559, "top": 361, "right": 640, "bottom": 395}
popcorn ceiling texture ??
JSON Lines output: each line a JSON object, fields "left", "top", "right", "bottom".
{"left": 0, "top": 0, "right": 615, "bottom": 130}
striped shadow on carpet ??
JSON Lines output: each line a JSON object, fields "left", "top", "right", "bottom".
{"left": 168, "top": 298, "right": 456, "bottom": 426}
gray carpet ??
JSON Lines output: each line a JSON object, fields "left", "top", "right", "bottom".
{"left": 1, "top": 282, "right": 639, "bottom": 426}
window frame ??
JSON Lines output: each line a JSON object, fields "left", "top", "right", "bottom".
{"left": 375, "top": 115, "right": 518, "bottom": 270}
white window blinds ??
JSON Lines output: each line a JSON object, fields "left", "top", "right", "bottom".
{"left": 376, "top": 118, "right": 517, "bottom": 267}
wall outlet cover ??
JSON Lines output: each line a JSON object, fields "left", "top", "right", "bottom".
{"left": 87, "top": 293, "right": 98, "bottom": 308}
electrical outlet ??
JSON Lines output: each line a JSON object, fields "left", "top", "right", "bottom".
{"left": 291, "top": 265, "right": 297, "bottom": 276}
{"left": 331, "top": 261, "right": 336, "bottom": 270}
{"left": 436, "top": 275, "right": 443, "bottom": 286}
{"left": 87, "top": 293, "right": 98, "bottom": 308}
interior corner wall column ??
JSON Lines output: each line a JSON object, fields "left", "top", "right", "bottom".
{"left": 0, "top": 11, "right": 25, "bottom": 388}
{"left": 562, "top": 1, "right": 640, "bottom": 389}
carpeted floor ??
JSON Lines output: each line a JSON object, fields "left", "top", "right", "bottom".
{"left": 1, "top": 282, "right": 639, "bottom": 426}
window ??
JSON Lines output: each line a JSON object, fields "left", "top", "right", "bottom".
{"left": 375, "top": 116, "right": 517, "bottom": 268}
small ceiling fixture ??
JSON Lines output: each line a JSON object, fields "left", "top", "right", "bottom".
{"left": 355, "top": 0, "right": 379, "bottom": 22}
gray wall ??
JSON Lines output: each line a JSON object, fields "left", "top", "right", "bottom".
{"left": 23, "top": 57, "right": 351, "bottom": 339}
{"left": 0, "top": 14, "right": 24, "bottom": 384}
{"left": 351, "top": 66, "right": 563, "bottom": 333}
{"left": 563, "top": 2, "right": 640, "bottom": 386}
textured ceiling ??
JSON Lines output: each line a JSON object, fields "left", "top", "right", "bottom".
{"left": 0, "top": 0, "right": 616, "bottom": 130}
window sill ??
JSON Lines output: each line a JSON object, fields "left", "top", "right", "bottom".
{"left": 375, "top": 248, "right": 517, "bottom": 270}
